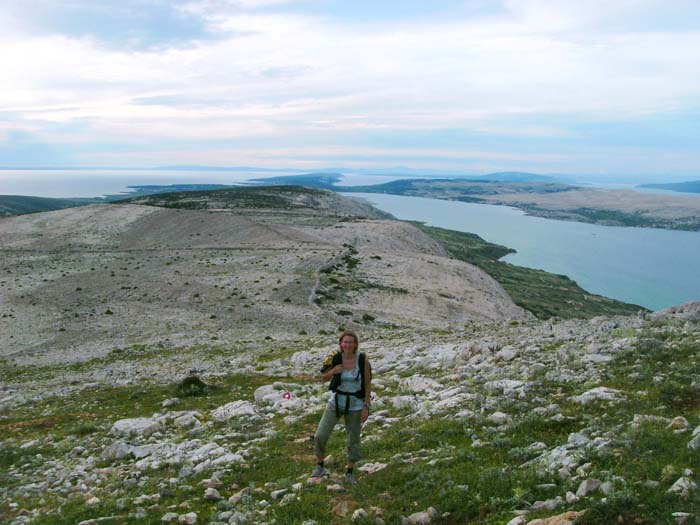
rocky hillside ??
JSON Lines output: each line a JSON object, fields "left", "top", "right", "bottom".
{"left": 0, "top": 188, "right": 528, "bottom": 367}
{"left": 1, "top": 303, "right": 699, "bottom": 525}
{"left": 2, "top": 187, "right": 697, "bottom": 525}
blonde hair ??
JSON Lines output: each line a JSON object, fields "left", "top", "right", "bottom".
{"left": 338, "top": 330, "right": 359, "bottom": 353}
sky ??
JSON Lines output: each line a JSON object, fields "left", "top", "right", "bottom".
{"left": 1, "top": 0, "right": 699, "bottom": 179}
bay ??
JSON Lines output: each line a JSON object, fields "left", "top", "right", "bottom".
{"left": 348, "top": 192, "right": 700, "bottom": 311}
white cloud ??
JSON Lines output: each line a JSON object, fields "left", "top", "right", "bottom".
{"left": 1, "top": 1, "right": 698, "bottom": 172}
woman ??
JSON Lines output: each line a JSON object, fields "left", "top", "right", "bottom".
{"left": 312, "top": 330, "right": 371, "bottom": 484}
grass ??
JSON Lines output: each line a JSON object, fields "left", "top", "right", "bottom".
{"left": 411, "top": 221, "right": 646, "bottom": 319}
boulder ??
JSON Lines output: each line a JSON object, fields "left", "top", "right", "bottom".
{"left": 110, "top": 418, "right": 163, "bottom": 438}
{"left": 210, "top": 401, "right": 257, "bottom": 422}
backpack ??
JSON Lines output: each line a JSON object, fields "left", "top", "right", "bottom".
{"left": 321, "top": 351, "right": 372, "bottom": 416}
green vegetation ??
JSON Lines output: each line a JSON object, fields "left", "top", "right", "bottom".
{"left": 0, "top": 195, "right": 98, "bottom": 217}
{"left": 412, "top": 222, "right": 645, "bottom": 319}
{"left": 119, "top": 185, "right": 331, "bottom": 211}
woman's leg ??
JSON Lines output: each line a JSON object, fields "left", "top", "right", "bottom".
{"left": 314, "top": 405, "right": 338, "bottom": 462}
{"left": 344, "top": 409, "right": 362, "bottom": 467}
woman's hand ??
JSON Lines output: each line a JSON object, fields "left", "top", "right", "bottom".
{"left": 360, "top": 405, "right": 369, "bottom": 423}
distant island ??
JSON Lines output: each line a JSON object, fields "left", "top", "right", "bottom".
{"left": 639, "top": 180, "right": 700, "bottom": 194}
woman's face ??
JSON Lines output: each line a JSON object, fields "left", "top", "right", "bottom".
{"left": 340, "top": 335, "right": 356, "bottom": 354}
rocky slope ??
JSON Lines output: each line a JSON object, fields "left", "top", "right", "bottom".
{"left": 1, "top": 304, "right": 699, "bottom": 525}
{"left": 0, "top": 188, "right": 528, "bottom": 367}
{"left": 2, "top": 187, "right": 698, "bottom": 525}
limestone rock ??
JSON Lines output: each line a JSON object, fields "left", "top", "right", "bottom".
{"left": 110, "top": 417, "right": 163, "bottom": 438}
{"left": 402, "top": 506, "right": 438, "bottom": 525}
{"left": 210, "top": 401, "right": 257, "bottom": 422}
{"left": 570, "top": 387, "right": 624, "bottom": 405}
{"left": 576, "top": 478, "right": 602, "bottom": 497}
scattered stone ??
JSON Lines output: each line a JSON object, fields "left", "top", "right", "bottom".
{"left": 401, "top": 506, "right": 438, "bottom": 525}
{"left": 576, "top": 478, "right": 602, "bottom": 497}
{"left": 204, "top": 488, "right": 222, "bottom": 501}
{"left": 672, "top": 512, "right": 693, "bottom": 525}
{"left": 570, "top": 387, "right": 624, "bottom": 405}
{"left": 357, "top": 462, "right": 388, "bottom": 474}
{"left": 110, "top": 417, "right": 163, "bottom": 438}
{"left": 178, "top": 512, "right": 197, "bottom": 524}
{"left": 488, "top": 411, "right": 510, "bottom": 425}
{"left": 668, "top": 477, "right": 697, "bottom": 498}
{"left": 352, "top": 508, "right": 369, "bottom": 521}
{"left": 668, "top": 417, "right": 690, "bottom": 433}
{"left": 162, "top": 398, "right": 180, "bottom": 408}
{"left": 102, "top": 440, "right": 134, "bottom": 460}
{"left": 526, "top": 511, "right": 586, "bottom": 525}
{"left": 270, "top": 489, "right": 288, "bottom": 500}
{"left": 210, "top": 401, "right": 257, "bottom": 422}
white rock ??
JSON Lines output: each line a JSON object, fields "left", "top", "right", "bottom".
{"left": 672, "top": 512, "right": 693, "bottom": 525}
{"left": 174, "top": 413, "right": 201, "bottom": 429}
{"left": 668, "top": 477, "right": 697, "bottom": 497}
{"left": 506, "top": 517, "right": 527, "bottom": 525}
{"left": 576, "top": 478, "right": 602, "bottom": 497}
{"left": 488, "top": 412, "right": 510, "bottom": 425}
{"left": 570, "top": 387, "right": 624, "bottom": 405}
{"left": 86, "top": 496, "right": 100, "bottom": 505}
{"left": 212, "top": 452, "right": 245, "bottom": 466}
{"left": 668, "top": 416, "right": 690, "bottom": 432}
{"left": 352, "top": 508, "right": 369, "bottom": 521}
{"left": 484, "top": 379, "right": 525, "bottom": 395}
{"left": 630, "top": 414, "right": 671, "bottom": 428}
{"left": 110, "top": 417, "right": 163, "bottom": 438}
{"left": 401, "top": 506, "right": 438, "bottom": 525}
{"left": 161, "top": 512, "right": 179, "bottom": 523}
{"left": 270, "top": 489, "right": 288, "bottom": 499}
{"left": 102, "top": 441, "right": 134, "bottom": 460}
{"left": 357, "top": 462, "right": 388, "bottom": 474}
{"left": 390, "top": 396, "right": 419, "bottom": 410}
{"left": 531, "top": 497, "right": 563, "bottom": 511}
{"left": 211, "top": 401, "right": 257, "bottom": 422}
{"left": 400, "top": 376, "right": 441, "bottom": 394}
{"left": 179, "top": 512, "right": 197, "bottom": 524}
{"left": 204, "top": 488, "right": 222, "bottom": 500}
{"left": 162, "top": 398, "right": 180, "bottom": 408}
{"left": 495, "top": 346, "right": 518, "bottom": 361}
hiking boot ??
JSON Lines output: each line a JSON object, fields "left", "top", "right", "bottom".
{"left": 311, "top": 465, "right": 327, "bottom": 478}
{"left": 345, "top": 471, "right": 358, "bottom": 484}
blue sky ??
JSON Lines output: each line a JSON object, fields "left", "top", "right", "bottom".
{"left": 1, "top": 0, "right": 699, "bottom": 179}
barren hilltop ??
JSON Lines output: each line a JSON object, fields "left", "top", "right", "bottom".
{"left": 0, "top": 187, "right": 527, "bottom": 368}
{"left": 1, "top": 187, "right": 698, "bottom": 525}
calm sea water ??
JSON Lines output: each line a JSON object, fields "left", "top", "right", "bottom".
{"left": 348, "top": 193, "right": 700, "bottom": 311}
{"left": 0, "top": 169, "right": 302, "bottom": 198}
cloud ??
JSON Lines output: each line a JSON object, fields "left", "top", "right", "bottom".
{"left": 0, "top": 1, "right": 698, "bottom": 173}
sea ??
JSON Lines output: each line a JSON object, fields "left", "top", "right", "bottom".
{"left": 2, "top": 169, "right": 699, "bottom": 311}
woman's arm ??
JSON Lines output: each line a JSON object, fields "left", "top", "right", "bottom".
{"left": 361, "top": 357, "right": 371, "bottom": 423}
{"left": 363, "top": 357, "right": 371, "bottom": 406}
